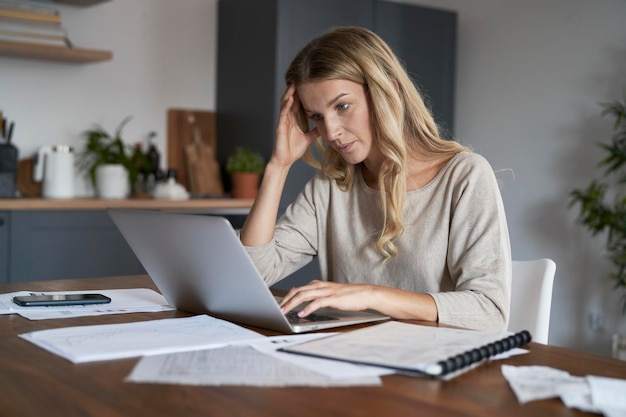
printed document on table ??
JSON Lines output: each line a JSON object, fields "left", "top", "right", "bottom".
{"left": 19, "top": 315, "right": 265, "bottom": 363}
{"left": 0, "top": 288, "right": 174, "bottom": 319}
{"left": 126, "top": 333, "right": 392, "bottom": 387}
{"left": 251, "top": 334, "right": 394, "bottom": 379}
{"left": 127, "top": 333, "right": 385, "bottom": 387}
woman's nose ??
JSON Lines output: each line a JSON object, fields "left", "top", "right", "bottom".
{"left": 322, "top": 118, "right": 342, "bottom": 142}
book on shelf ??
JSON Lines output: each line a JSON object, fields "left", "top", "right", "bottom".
{"left": 0, "top": 0, "right": 60, "bottom": 24}
{"left": 0, "top": 32, "right": 71, "bottom": 47}
{"left": 0, "top": 8, "right": 60, "bottom": 24}
{"left": 0, "top": 18, "right": 72, "bottom": 48}
{"left": 0, "top": 0, "right": 59, "bottom": 14}
{"left": 280, "top": 321, "right": 532, "bottom": 379}
{"left": 0, "top": 16, "right": 71, "bottom": 47}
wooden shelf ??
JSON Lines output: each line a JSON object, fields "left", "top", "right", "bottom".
{"left": 0, "top": 40, "right": 112, "bottom": 62}
{"left": 0, "top": 198, "right": 254, "bottom": 211}
{"left": 54, "top": 0, "right": 111, "bottom": 5}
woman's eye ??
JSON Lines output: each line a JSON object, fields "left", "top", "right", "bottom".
{"left": 337, "top": 103, "right": 349, "bottom": 111}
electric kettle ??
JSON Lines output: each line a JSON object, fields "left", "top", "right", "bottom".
{"left": 33, "top": 145, "right": 75, "bottom": 199}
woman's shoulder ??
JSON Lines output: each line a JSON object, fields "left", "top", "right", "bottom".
{"left": 442, "top": 151, "right": 495, "bottom": 178}
{"left": 300, "top": 170, "right": 338, "bottom": 199}
{"left": 306, "top": 170, "right": 333, "bottom": 189}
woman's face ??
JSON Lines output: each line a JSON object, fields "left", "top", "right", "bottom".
{"left": 297, "top": 79, "right": 380, "bottom": 167}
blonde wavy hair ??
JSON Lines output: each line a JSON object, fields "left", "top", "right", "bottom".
{"left": 285, "top": 26, "right": 469, "bottom": 260}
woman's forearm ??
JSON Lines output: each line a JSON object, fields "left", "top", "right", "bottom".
{"left": 371, "top": 286, "right": 439, "bottom": 321}
{"left": 239, "top": 160, "right": 291, "bottom": 246}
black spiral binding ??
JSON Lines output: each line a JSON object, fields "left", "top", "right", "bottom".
{"left": 426, "top": 330, "right": 532, "bottom": 377}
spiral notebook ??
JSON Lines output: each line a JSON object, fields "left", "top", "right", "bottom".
{"left": 280, "top": 321, "right": 532, "bottom": 379}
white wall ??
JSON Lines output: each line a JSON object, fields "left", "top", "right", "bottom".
{"left": 402, "top": 0, "right": 626, "bottom": 356}
{"left": 1, "top": 0, "right": 625, "bottom": 357}
{"left": 0, "top": 0, "right": 217, "bottom": 195}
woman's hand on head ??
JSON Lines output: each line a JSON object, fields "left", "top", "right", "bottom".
{"left": 279, "top": 280, "right": 376, "bottom": 318}
{"left": 271, "top": 84, "right": 319, "bottom": 168}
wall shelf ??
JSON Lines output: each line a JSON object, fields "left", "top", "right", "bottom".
{"left": 0, "top": 40, "right": 112, "bottom": 63}
{"left": 0, "top": 0, "right": 112, "bottom": 62}
{"left": 54, "top": 0, "right": 111, "bottom": 6}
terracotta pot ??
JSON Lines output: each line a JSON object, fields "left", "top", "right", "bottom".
{"left": 231, "top": 172, "right": 259, "bottom": 199}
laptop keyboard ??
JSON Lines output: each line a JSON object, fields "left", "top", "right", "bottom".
{"left": 285, "top": 310, "right": 338, "bottom": 324}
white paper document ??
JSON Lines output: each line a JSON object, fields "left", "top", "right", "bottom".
{"left": 126, "top": 334, "right": 388, "bottom": 387}
{"left": 281, "top": 321, "right": 527, "bottom": 377}
{"left": 0, "top": 288, "right": 174, "bottom": 319}
{"left": 251, "top": 334, "right": 394, "bottom": 380}
{"left": 19, "top": 314, "right": 265, "bottom": 363}
{"left": 502, "top": 365, "right": 626, "bottom": 416}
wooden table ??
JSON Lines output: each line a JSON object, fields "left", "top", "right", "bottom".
{"left": 1, "top": 275, "right": 624, "bottom": 417}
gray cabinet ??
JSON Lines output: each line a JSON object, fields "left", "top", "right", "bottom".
{"left": 0, "top": 210, "right": 248, "bottom": 284}
{"left": 375, "top": 1, "right": 456, "bottom": 135}
{"left": 7, "top": 211, "right": 145, "bottom": 283}
{"left": 0, "top": 212, "right": 8, "bottom": 282}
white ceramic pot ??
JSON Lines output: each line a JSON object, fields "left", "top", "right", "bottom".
{"left": 613, "top": 333, "right": 626, "bottom": 361}
{"left": 95, "top": 164, "right": 129, "bottom": 199}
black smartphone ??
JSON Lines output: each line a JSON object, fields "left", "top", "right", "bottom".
{"left": 12, "top": 293, "right": 112, "bottom": 307}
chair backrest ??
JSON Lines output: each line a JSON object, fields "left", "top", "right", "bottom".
{"left": 508, "top": 258, "right": 556, "bottom": 344}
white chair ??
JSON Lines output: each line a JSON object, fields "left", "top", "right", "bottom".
{"left": 508, "top": 258, "right": 556, "bottom": 344}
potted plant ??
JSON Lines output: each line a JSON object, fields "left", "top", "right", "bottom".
{"left": 569, "top": 92, "right": 626, "bottom": 360}
{"left": 77, "top": 116, "right": 148, "bottom": 199}
{"left": 226, "top": 146, "right": 265, "bottom": 199}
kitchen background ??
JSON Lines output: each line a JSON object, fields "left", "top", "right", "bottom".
{"left": 0, "top": 0, "right": 625, "bottom": 358}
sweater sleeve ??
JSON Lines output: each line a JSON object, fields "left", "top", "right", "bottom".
{"left": 428, "top": 155, "right": 512, "bottom": 332}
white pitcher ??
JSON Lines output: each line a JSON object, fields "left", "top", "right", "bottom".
{"left": 33, "top": 145, "right": 75, "bottom": 199}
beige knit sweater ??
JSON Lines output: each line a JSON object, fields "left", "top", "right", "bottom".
{"left": 244, "top": 152, "right": 512, "bottom": 332}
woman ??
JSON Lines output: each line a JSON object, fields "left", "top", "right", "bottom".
{"left": 240, "top": 26, "right": 511, "bottom": 332}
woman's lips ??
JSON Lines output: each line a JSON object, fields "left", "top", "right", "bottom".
{"left": 336, "top": 141, "right": 354, "bottom": 153}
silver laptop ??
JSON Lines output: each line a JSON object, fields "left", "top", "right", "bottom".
{"left": 109, "top": 209, "right": 388, "bottom": 333}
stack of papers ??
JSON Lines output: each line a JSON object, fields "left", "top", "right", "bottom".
{"left": 0, "top": 288, "right": 174, "bottom": 319}
{"left": 502, "top": 365, "right": 626, "bottom": 416}
{"left": 127, "top": 334, "right": 390, "bottom": 387}
{"left": 19, "top": 315, "right": 264, "bottom": 363}
{"left": 19, "top": 314, "right": 390, "bottom": 387}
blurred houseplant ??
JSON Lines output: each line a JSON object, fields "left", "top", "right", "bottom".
{"left": 226, "top": 146, "right": 264, "bottom": 199}
{"left": 77, "top": 116, "right": 149, "bottom": 198}
{"left": 570, "top": 93, "right": 626, "bottom": 318}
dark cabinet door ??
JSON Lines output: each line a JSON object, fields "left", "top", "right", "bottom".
{"left": 9, "top": 211, "right": 145, "bottom": 283}
{"left": 375, "top": 1, "right": 457, "bottom": 135}
{"left": 0, "top": 212, "right": 8, "bottom": 283}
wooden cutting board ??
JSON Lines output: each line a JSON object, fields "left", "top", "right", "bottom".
{"left": 167, "top": 108, "right": 222, "bottom": 194}
{"left": 16, "top": 157, "right": 42, "bottom": 197}
{"left": 185, "top": 127, "right": 223, "bottom": 195}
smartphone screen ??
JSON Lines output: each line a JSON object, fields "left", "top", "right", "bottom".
{"left": 12, "top": 293, "right": 112, "bottom": 307}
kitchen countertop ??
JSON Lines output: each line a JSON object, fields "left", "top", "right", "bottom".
{"left": 0, "top": 198, "right": 254, "bottom": 212}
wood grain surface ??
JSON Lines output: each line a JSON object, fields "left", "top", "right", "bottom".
{"left": 1, "top": 275, "right": 625, "bottom": 417}
{"left": 167, "top": 109, "right": 220, "bottom": 193}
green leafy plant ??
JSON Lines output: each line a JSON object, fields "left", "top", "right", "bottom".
{"left": 225, "top": 147, "right": 265, "bottom": 174}
{"left": 570, "top": 93, "right": 626, "bottom": 313}
{"left": 77, "top": 116, "right": 150, "bottom": 187}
